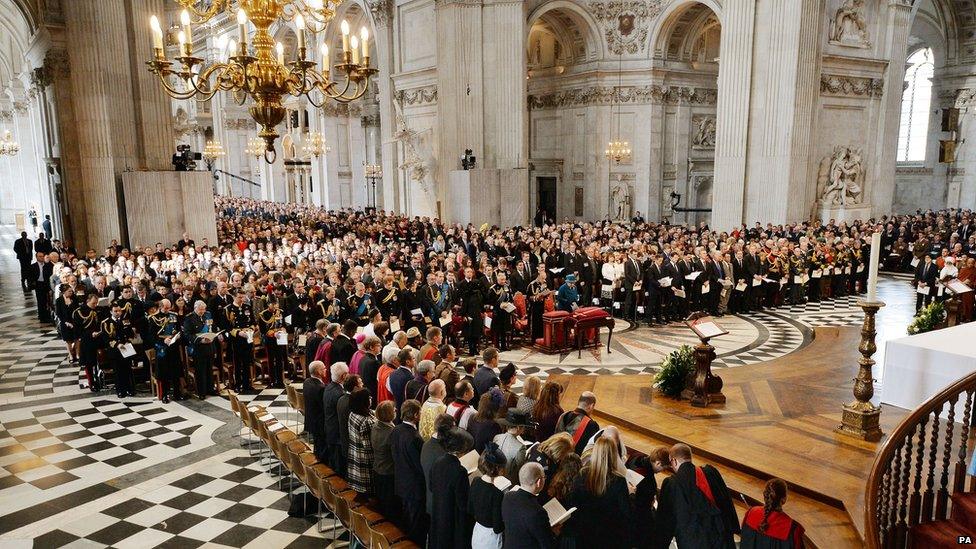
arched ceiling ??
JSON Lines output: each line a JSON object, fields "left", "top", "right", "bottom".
{"left": 0, "top": 0, "right": 33, "bottom": 93}
{"left": 656, "top": 2, "right": 721, "bottom": 64}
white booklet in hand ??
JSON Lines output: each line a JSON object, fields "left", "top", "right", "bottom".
{"left": 297, "top": 334, "right": 307, "bottom": 347}
{"left": 685, "top": 271, "right": 701, "bottom": 281}
{"left": 439, "top": 315, "right": 451, "bottom": 328}
{"left": 391, "top": 319, "right": 401, "bottom": 332}
{"left": 500, "top": 302, "right": 516, "bottom": 314}
{"left": 276, "top": 330, "right": 288, "bottom": 346}
{"left": 625, "top": 468, "right": 644, "bottom": 486}
{"left": 166, "top": 332, "right": 180, "bottom": 346}
{"left": 119, "top": 343, "right": 136, "bottom": 358}
{"left": 543, "top": 497, "right": 577, "bottom": 527}
{"left": 460, "top": 450, "right": 480, "bottom": 475}
{"left": 658, "top": 277, "right": 672, "bottom": 288}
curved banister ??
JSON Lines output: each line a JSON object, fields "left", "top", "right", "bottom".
{"left": 865, "top": 369, "right": 976, "bottom": 548}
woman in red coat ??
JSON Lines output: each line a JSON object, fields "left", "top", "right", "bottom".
{"left": 740, "top": 478, "right": 805, "bottom": 549}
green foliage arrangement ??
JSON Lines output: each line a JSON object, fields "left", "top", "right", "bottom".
{"left": 654, "top": 345, "right": 695, "bottom": 398}
{"left": 907, "top": 301, "right": 946, "bottom": 335}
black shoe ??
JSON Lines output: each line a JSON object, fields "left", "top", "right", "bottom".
{"left": 162, "top": 395, "right": 170, "bottom": 403}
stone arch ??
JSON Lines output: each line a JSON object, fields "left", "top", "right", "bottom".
{"left": 908, "top": 0, "right": 958, "bottom": 67}
{"left": 649, "top": 0, "right": 722, "bottom": 62}
{"left": 0, "top": 0, "right": 33, "bottom": 91}
{"left": 525, "top": 0, "right": 603, "bottom": 66}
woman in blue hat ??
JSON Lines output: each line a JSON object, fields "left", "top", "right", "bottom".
{"left": 557, "top": 274, "right": 580, "bottom": 312}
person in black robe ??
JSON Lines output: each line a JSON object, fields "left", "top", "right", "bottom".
{"left": 655, "top": 443, "right": 739, "bottom": 549}
{"left": 428, "top": 427, "right": 474, "bottom": 549}
{"left": 740, "top": 478, "right": 805, "bottom": 549}
{"left": 527, "top": 272, "right": 550, "bottom": 341}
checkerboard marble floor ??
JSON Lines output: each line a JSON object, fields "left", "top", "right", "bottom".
{"left": 0, "top": 225, "right": 920, "bottom": 548}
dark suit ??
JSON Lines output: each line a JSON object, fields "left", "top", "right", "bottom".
{"left": 390, "top": 422, "right": 427, "bottom": 544}
{"left": 13, "top": 237, "right": 32, "bottom": 290}
{"left": 330, "top": 333, "right": 355, "bottom": 366}
{"left": 28, "top": 261, "right": 53, "bottom": 321}
{"left": 623, "top": 257, "right": 642, "bottom": 322}
{"left": 472, "top": 365, "right": 499, "bottom": 402}
{"left": 914, "top": 261, "right": 938, "bottom": 311}
{"left": 502, "top": 488, "right": 556, "bottom": 549}
{"left": 359, "top": 352, "right": 381, "bottom": 404}
{"left": 322, "top": 382, "right": 344, "bottom": 470}
{"left": 303, "top": 377, "right": 327, "bottom": 461}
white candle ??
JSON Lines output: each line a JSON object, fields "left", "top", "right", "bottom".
{"left": 867, "top": 231, "right": 881, "bottom": 302}
{"left": 237, "top": 9, "right": 248, "bottom": 52}
{"left": 350, "top": 36, "right": 359, "bottom": 64}
{"left": 296, "top": 14, "right": 306, "bottom": 52}
{"left": 360, "top": 27, "right": 369, "bottom": 60}
{"left": 177, "top": 30, "right": 187, "bottom": 56}
{"left": 180, "top": 9, "right": 192, "bottom": 52}
{"left": 276, "top": 42, "right": 285, "bottom": 65}
{"left": 340, "top": 20, "right": 350, "bottom": 54}
{"left": 321, "top": 43, "right": 330, "bottom": 73}
{"left": 149, "top": 15, "right": 164, "bottom": 52}
{"left": 228, "top": 39, "right": 237, "bottom": 58}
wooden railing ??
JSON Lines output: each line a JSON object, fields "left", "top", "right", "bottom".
{"left": 865, "top": 371, "right": 976, "bottom": 548}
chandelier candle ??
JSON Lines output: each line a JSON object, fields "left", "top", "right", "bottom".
{"left": 181, "top": 9, "right": 193, "bottom": 50}
{"left": 341, "top": 20, "right": 350, "bottom": 53}
{"left": 237, "top": 9, "right": 248, "bottom": 54}
{"left": 296, "top": 14, "right": 306, "bottom": 52}
{"left": 150, "top": 15, "right": 164, "bottom": 55}
{"left": 360, "top": 27, "right": 369, "bottom": 59}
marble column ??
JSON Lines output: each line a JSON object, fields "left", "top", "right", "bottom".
{"left": 711, "top": 0, "right": 756, "bottom": 230}
{"left": 482, "top": 0, "right": 526, "bottom": 170}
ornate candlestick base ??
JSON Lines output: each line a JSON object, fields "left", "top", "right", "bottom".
{"left": 837, "top": 300, "right": 885, "bottom": 442}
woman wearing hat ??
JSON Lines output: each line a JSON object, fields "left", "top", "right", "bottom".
{"left": 556, "top": 274, "right": 580, "bottom": 312}
{"left": 468, "top": 442, "right": 509, "bottom": 549}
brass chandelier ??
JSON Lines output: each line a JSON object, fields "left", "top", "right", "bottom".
{"left": 147, "top": 0, "right": 377, "bottom": 163}
{"left": 301, "top": 130, "right": 330, "bottom": 158}
{"left": 245, "top": 136, "right": 266, "bottom": 158}
{"left": 0, "top": 130, "right": 19, "bottom": 157}
{"left": 203, "top": 139, "right": 226, "bottom": 161}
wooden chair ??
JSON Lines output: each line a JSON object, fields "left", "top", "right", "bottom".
{"left": 285, "top": 383, "right": 299, "bottom": 431}
{"left": 369, "top": 521, "right": 415, "bottom": 549}
{"left": 304, "top": 461, "right": 342, "bottom": 535}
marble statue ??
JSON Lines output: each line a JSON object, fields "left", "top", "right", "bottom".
{"left": 829, "top": 0, "right": 869, "bottom": 47}
{"left": 693, "top": 116, "right": 716, "bottom": 148}
{"left": 821, "top": 146, "right": 863, "bottom": 206}
{"left": 610, "top": 181, "right": 631, "bottom": 222}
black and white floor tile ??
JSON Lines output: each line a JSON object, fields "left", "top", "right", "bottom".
{"left": 0, "top": 224, "right": 919, "bottom": 547}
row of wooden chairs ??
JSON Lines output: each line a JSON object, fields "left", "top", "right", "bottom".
{"left": 228, "top": 391, "right": 418, "bottom": 548}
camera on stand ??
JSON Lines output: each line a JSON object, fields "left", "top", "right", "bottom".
{"left": 460, "top": 149, "right": 476, "bottom": 170}
{"left": 172, "top": 144, "right": 202, "bottom": 171}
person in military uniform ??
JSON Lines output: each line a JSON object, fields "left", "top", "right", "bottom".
{"left": 832, "top": 243, "right": 850, "bottom": 298}
{"left": 789, "top": 248, "right": 808, "bottom": 305}
{"left": 488, "top": 271, "right": 514, "bottom": 351}
{"left": 226, "top": 290, "right": 257, "bottom": 393}
{"left": 375, "top": 273, "right": 401, "bottom": 324}
{"left": 101, "top": 302, "right": 136, "bottom": 398}
{"left": 345, "top": 282, "right": 373, "bottom": 326}
{"left": 148, "top": 298, "right": 184, "bottom": 403}
{"left": 74, "top": 293, "right": 103, "bottom": 392}
{"left": 527, "top": 270, "right": 551, "bottom": 340}
{"left": 316, "top": 286, "right": 342, "bottom": 325}
{"left": 184, "top": 300, "right": 218, "bottom": 399}
{"left": 259, "top": 298, "right": 287, "bottom": 388}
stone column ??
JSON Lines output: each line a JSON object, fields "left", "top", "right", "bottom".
{"left": 62, "top": 0, "right": 141, "bottom": 249}
{"left": 367, "top": 0, "right": 400, "bottom": 212}
{"left": 871, "top": 1, "right": 913, "bottom": 215}
{"left": 125, "top": 0, "right": 175, "bottom": 170}
{"left": 482, "top": 0, "right": 526, "bottom": 170}
{"left": 741, "top": 0, "right": 819, "bottom": 224}
{"left": 711, "top": 0, "right": 756, "bottom": 229}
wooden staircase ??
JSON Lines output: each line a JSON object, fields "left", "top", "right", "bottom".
{"left": 910, "top": 493, "right": 976, "bottom": 546}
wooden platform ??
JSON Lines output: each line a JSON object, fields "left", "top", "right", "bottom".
{"left": 552, "top": 326, "right": 908, "bottom": 549}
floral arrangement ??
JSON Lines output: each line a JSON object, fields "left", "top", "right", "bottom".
{"left": 654, "top": 345, "right": 695, "bottom": 398}
{"left": 907, "top": 301, "right": 946, "bottom": 335}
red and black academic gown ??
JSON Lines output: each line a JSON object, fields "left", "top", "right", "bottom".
{"left": 740, "top": 506, "right": 805, "bottom": 549}
{"left": 654, "top": 461, "right": 739, "bottom": 549}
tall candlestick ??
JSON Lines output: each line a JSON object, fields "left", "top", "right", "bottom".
{"left": 180, "top": 10, "right": 192, "bottom": 53}
{"left": 350, "top": 36, "right": 359, "bottom": 64}
{"left": 360, "top": 27, "right": 369, "bottom": 59}
{"left": 237, "top": 9, "right": 248, "bottom": 53}
{"left": 867, "top": 231, "right": 881, "bottom": 302}
{"left": 149, "top": 15, "right": 164, "bottom": 53}
{"left": 341, "top": 20, "right": 350, "bottom": 54}
{"left": 276, "top": 42, "right": 285, "bottom": 65}
{"left": 296, "top": 14, "right": 306, "bottom": 52}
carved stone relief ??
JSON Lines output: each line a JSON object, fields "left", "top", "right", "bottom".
{"left": 394, "top": 86, "right": 438, "bottom": 106}
{"left": 528, "top": 85, "right": 717, "bottom": 110}
{"left": 691, "top": 116, "right": 716, "bottom": 148}
{"left": 820, "top": 74, "right": 884, "bottom": 98}
{"left": 828, "top": 0, "right": 870, "bottom": 48}
{"left": 589, "top": 0, "right": 663, "bottom": 55}
{"left": 818, "top": 146, "right": 864, "bottom": 206}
